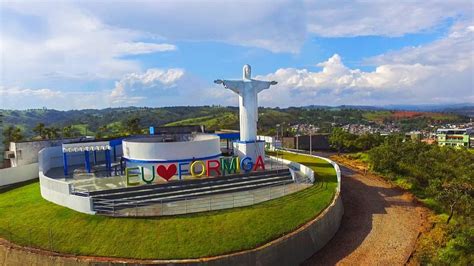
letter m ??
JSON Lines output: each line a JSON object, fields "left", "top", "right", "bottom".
{"left": 220, "top": 157, "right": 237, "bottom": 175}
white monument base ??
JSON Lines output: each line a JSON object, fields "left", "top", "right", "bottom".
{"left": 233, "top": 140, "right": 265, "bottom": 163}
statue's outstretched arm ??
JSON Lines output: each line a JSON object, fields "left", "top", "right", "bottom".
{"left": 252, "top": 79, "right": 278, "bottom": 93}
{"left": 214, "top": 79, "right": 244, "bottom": 95}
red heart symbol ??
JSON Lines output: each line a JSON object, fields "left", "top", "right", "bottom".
{"left": 156, "top": 164, "right": 177, "bottom": 181}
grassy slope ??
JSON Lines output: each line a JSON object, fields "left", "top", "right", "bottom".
{"left": 165, "top": 112, "right": 239, "bottom": 131}
{"left": 0, "top": 152, "right": 337, "bottom": 260}
{"left": 362, "top": 110, "right": 459, "bottom": 123}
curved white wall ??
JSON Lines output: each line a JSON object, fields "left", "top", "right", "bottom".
{"left": 38, "top": 147, "right": 95, "bottom": 214}
{"left": 122, "top": 134, "right": 221, "bottom": 162}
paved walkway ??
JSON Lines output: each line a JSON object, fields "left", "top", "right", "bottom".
{"left": 304, "top": 163, "right": 424, "bottom": 265}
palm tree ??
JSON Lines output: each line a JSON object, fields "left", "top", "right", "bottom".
{"left": 45, "top": 127, "right": 60, "bottom": 139}
{"left": 2, "top": 126, "right": 24, "bottom": 147}
{"left": 33, "top": 123, "right": 47, "bottom": 139}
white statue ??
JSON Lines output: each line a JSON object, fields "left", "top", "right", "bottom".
{"left": 215, "top": 64, "right": 277, "bottom": 142}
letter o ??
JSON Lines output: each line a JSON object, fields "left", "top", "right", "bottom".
{"left": 190, "top": 161, "right": 206, "bottom": 177}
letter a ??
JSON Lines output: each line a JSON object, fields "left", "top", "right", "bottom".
{"left": 253, "top": 155, "right": 265, "bottom": 171}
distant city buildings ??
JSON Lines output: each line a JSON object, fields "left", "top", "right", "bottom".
{"left": 436, "top": 128, "right": 473, "bottom": 148}
{"left": 290, "top": 124, "right": 320, "bottom": 135}
{"left": 341, "top": 123, "right": 400, "bottom": 135}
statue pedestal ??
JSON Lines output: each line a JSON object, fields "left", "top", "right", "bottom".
{"left": 233, "top": 140, "right": 265, "bottom": 162}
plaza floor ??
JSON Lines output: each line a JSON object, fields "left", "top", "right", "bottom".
{"left": 46, "top": 158, "right": 292, "bottom": 193}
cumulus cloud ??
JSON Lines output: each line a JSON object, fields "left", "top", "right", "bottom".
{"left": 108, "top": 68, "right": 235, "bottom": 107}
{"left": 257, "top": 23, "right": 473, "bottom": 106}
{"left": 110, "top": 68, "right": 185, "bottom": 105}
{"left": 259, "top": 54, "right": 434, "bottom": 92}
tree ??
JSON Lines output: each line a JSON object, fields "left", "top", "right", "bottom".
{"left": 2, "top": 126, "right": 24, "bottom": 147}
{"left": 95, "top": 125, "right": 108, "bottom": 139}
{"left": 44, "top": 127, "right": 60, "bottom": 139}
{"left": 62, "top": 125, "right": 74, "bottom": 138}
{"left": 431, "top": 176, "right": 473, "bottom": 224}
{"left": 33, "top": 123, "right": 47, "bottom": 139}
{"left": 354, "top": 133, "right": 384, "bottom": 151}
{"left": 124, "top": 117, "right": 142, "bottom": 135}
{"left": 329, "top": 127, "right": 344, "bottom": 154}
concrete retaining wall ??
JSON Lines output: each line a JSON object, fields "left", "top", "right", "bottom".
{"left": 38, "top": 147, "right": 95, "bottom": 214}
{"left": 0, "top": 142, "right": 98, "bottom": 187}
{"left": 188, "top": 153, "right": 342, "bottom": 266}
{"left": 9, "top": 138, "right": 85, "bottom": 167}
{"left": 0, "top": 163, "right": 39, "bottom": 186}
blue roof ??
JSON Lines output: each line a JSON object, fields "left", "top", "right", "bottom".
{"left": 215, "top": 132, "right": 240, "bottom": 140}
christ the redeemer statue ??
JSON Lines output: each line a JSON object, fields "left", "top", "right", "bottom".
{"left": 214, "top": 64, "right": 277, "bottom": 142}
{"left": 215, "top": 65, "right": 277, "bottom": 161}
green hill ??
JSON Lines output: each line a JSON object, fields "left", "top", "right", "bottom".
{"left": 0, "top": 106, "right": 468, "bottom": 148}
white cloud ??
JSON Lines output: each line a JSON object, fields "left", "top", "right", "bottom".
{"left": 0, "top": 86, "right": 111, "bottom": 110}
{"left": 0, "top": 2, "right": 176, "bottom": 86}
{"left": 366, "top": 21, "right": 474, "bottom": 71}
{"left": 0, "top": 86, "right": 62, "bottom": 99}
{"left": 1, "top": 1, "right": 473, "bottom": 110}
{"left": 115, "top": 42, "right": 176, "bottom": 55}
{"left": 80, "top": 0, "right": 306, "bottom": 53}
{"left": 108, "top": 68, "right": 236, "bottom": 107}
{"left": 257, "top": 23, "right": 473, "bottom": 106}
{"left": 110, "top": 68, "right": 186, "bottom": 105}
{"left": 79, "top": 0, "right": 473, "bottom": 52}
{"left": 306, "top": 1, "right": 472, "bottom": 37}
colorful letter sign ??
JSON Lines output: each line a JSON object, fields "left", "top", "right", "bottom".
{"left": 125, "top": 155, "right": 265, "bottom": 185}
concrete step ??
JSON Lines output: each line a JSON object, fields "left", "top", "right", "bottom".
{"left": 88, "top": 168, "right": 289, "bottom": 196}
{"left": 93, "top": 174, "right": 291, "bottom": 203}
{"left": 94, "top": 178, "right": 293, "bottom": 212}
{"left": 92, "top": 171, "right": 291, "bottom": 200}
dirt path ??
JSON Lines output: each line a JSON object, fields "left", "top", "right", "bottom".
{"left": 304, "top": 163, "right": 426, "bottom": 265}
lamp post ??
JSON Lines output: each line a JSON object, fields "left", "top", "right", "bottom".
{"left": 309, "top": 133, "right": 312, "bottom": 155}
{"left": 276, "top": 124, "right": 280, "bottom": 140}
{"left": 296, "top": 134, "right": 299, "bottom": 150}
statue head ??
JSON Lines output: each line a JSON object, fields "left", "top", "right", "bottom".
{"left": 243, "top": 64, "right": 251, "bottom": 80}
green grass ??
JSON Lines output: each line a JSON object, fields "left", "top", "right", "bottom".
{"left": 362, "top": 110, "right": 392, "bottom": 122}
{"left": 0, "top": 152, "right": 337, "bottom": 259}
{"left": 71, "top": 124, "right": 93, "bottom": 135}
{"left": 165, "top": 112, "right": 239, "bottom": 130}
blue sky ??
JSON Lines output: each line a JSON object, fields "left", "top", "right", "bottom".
{"left": 0, "top": 1, "right": 473, "bottom": 109}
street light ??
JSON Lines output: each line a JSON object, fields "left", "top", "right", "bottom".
{"left": 276, "top": 124, "right": 280, "bottom": 140}
{"left": 295, "top": 134, "right": 300, "bottom": 150}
